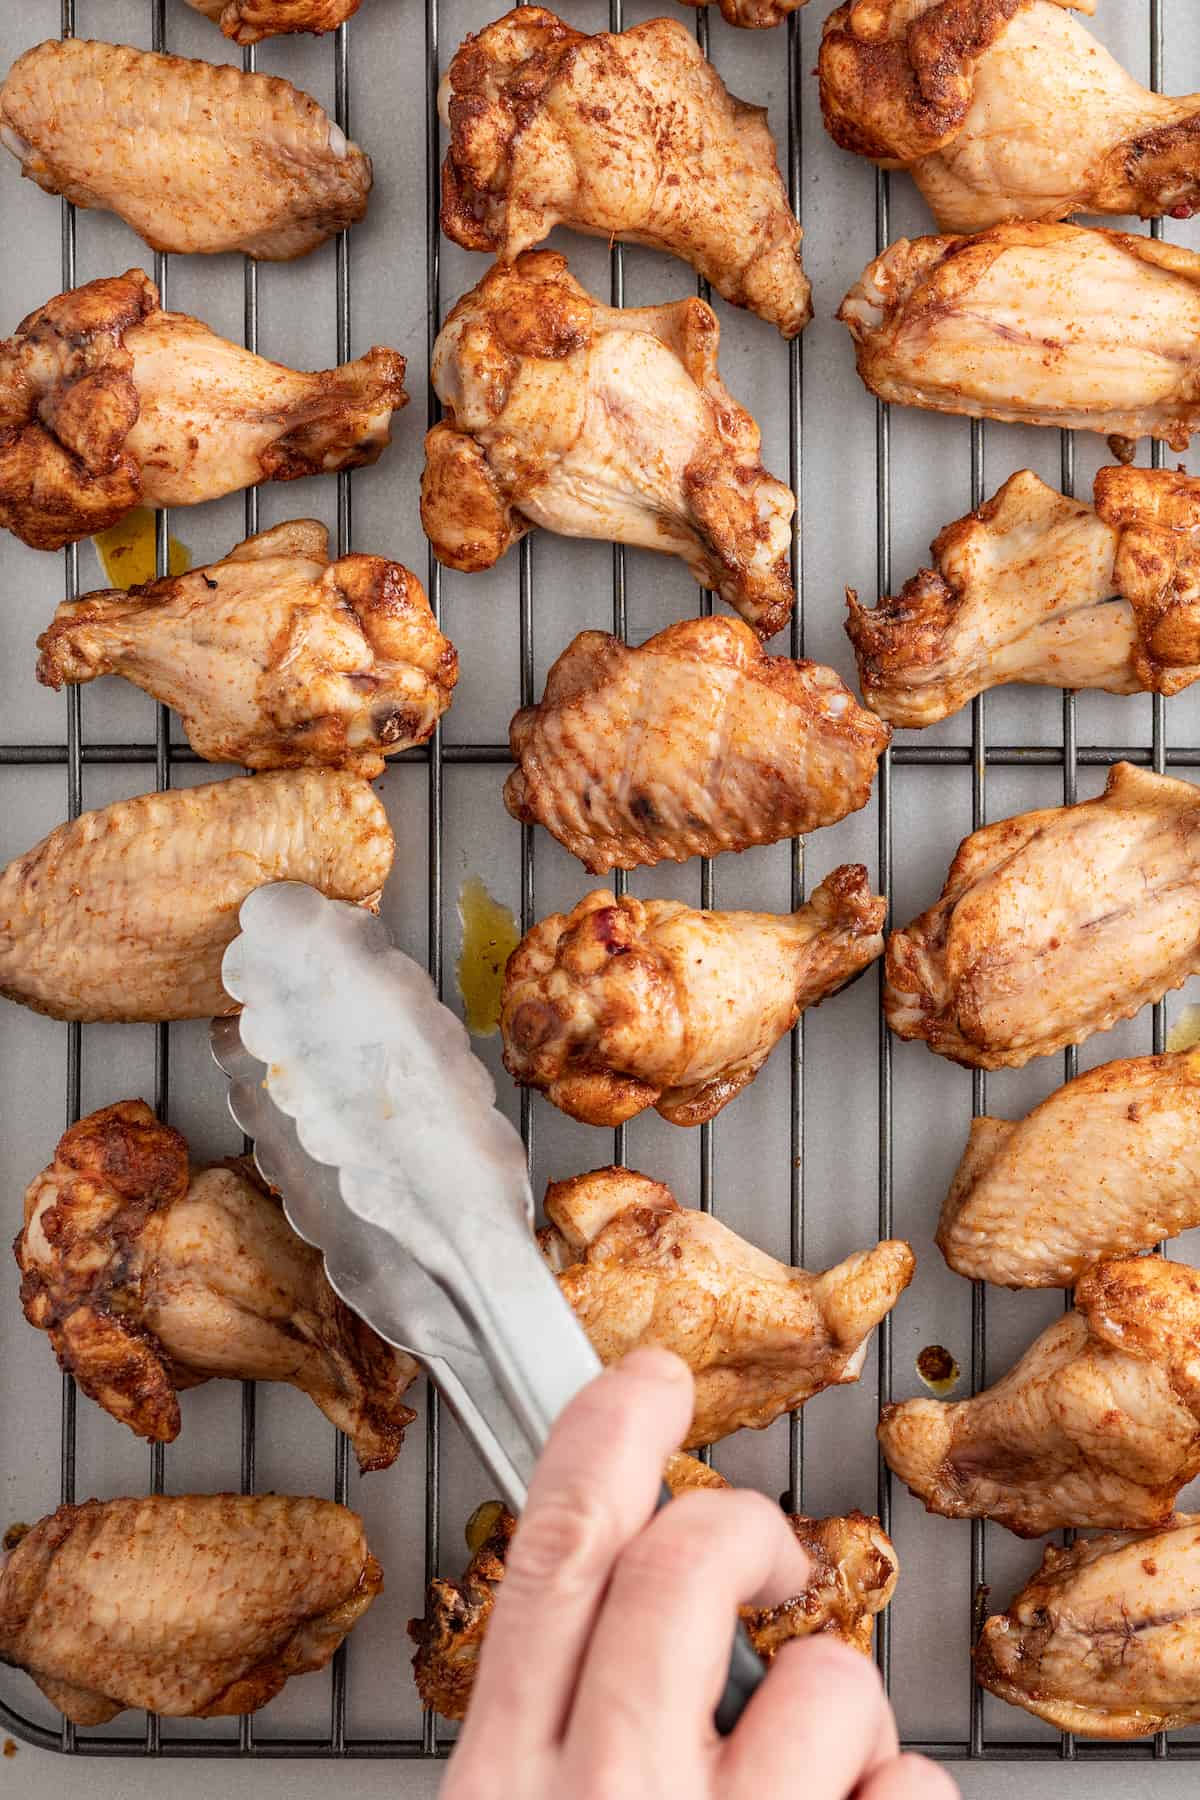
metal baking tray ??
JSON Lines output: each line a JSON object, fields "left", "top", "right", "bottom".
{"left": 0, "top": 0, "right": 1198, "bottom": 1772}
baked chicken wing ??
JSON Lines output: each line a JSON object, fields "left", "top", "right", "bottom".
{"left": 501, "top": 865, "right": 886, "bottom": 1126}
{"left": 186, "top": 0, "right": 362, "bottom": 41}
{"left": 838, "top": 222, "right": 1200, "bottom": 449}
{"left": 540, "top": 1167, "right": 914, "bottom": 1445}
{"left": 440, "top": 9, "right": 809, "bottom": 338}
{"left": 885, "top": 763, "right": 1200, "bottom": 1069}
{"left": 976, "top": 1518, "right": 1200, "bottom": 1738}
{"left": 17, "top": 1100, "right": 418, "bottom": 1469}
{"left": 0, "top": 268, "right": 406, "bottom": 551}
{"left": 0, "top": 39, "right": 371, "bottom": 259}
{"left": 0, "top": 768, "right": 393, "bottom": 1022}
{"left": 820, "top": 0, "right": 1200, "bottom": 234}
{"left": 37, "top": 520, "right": 457, "bottom": 777}
{"left": 423, "top": 253, "right": 795, "bottom": 638}
{"left": 879, "top": 1256, "right": 1200, "bottom": 1535}
{"left": 505, "top": 617, "right": 889, "bottom": 873}
{"left": 0, "top": 1493, "right": 380, "bottom": 1724}
{"left": 938, "top": 1050, "right": 1200, "bottom": 1288}
{"left": 677, "top": 0, "right": 808, "bottom": 27}
{"left": 846, "top": 466, "right": 1200, "bottom": 726}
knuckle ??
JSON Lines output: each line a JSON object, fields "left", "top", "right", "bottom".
{"left": 778, "top": 1632, "right": 887, "bottom": 1699}
{"left": 505, "top": 1487, "right": 615, "bottom": 1592}
{"left": 616, "top": 1488, "right": 791, "bottom": 1589}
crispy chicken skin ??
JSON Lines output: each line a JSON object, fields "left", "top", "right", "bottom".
{"left": 880, "top": 1257, "right": 1200, "bottom": 1536}
{"left": 539, "top": 1168, "right": 914, "bottom": 1446}
{"left": 439, "top": 10, "right": 809, "bottom": 337}
{"left": 0, "top": 40, "right": 371, "bottom": 260}
{"left": 838, "top": 222, "right": 1200, "bottom": 449}
{"left": 409, "top": 1465, "right": 897, "bottom": 1718}
{"left": 820, "top": 1, "right": 1200, "bottom": 234}
{"left": 501, "top": 866, "right": 886, "bottom": 1126}
{"left": 505, "top": 618, "right": 889, "bottom": 874}
{"left": 885, "top": 763, "right": 1200, "bottom": 1070}
{"left": 0, "top": 1493, "right": 381, "bottom": 1724}
{"left": 676, "top": 0, "right": 808, "bottom": 27}
{"left": 938, "top": 1051, "right": 1200, "bottom": 1288}
{"left": 16, "top": 1101, "right": 418, "bottom": 1469}
{"left": 0, "top": 269, "right": 406, "bottom": 551}
{"left": 424, "top": 254, "right": 796, "bottom": 638}
{"left": 976, "top": 1518, "right": 1200, "bottom": 1738}
{"left": 186, "top": 0, "right": 362, "bottom": 43}
{"left": 0, "top": 768, "right": 393, "bottom": 1023}
{"left": 36, "top": 520, "right": 457, "bottom": 778}
{"left": 847, "top": 467, "right": 1200, "bottom": 726}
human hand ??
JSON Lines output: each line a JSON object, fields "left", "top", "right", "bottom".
{"left": 444, "top": 1347, "right": 958, "bottom": 1799}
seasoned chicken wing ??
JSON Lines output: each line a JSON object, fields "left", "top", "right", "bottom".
{"left": 501, "top": 866, "right": 886, "bottom": 1126}
{"left": 820, "top": 0, "right": 1200, "bottom": 234}
{"left": 505, "top": 618, "right": 889, "bottom": 873}
{"left": 0, "top": 1493, "right": 380, "bottom": 1724}
{"left": 885, "top": 763, "right": 1200, "bottom": 1070}
{"left": 938, "top": 1050, "right": 1200, "bottom": 1288}
{"left": 0, "top": 40, "right": 371, "bottom": 260}
{"left": 0, "top": 268, "right": 406, "bottom": 551}
{"left": 37, "top": 520, "right": 456, "bottom": 777}
{"left": 976, "top": 1518, "right": 1200, "bottom": 1738}
{"left": 409, "top": 1466, "right": 897, "bottom": 1718}
{"left": 440, "top": 9, "right": 809, "bottom": 337}
{"left": 879, "top": 1256, "right": 1200, "bottom": 1535}
{"left": 847, "top": 466, "right": 1200, "bottom": 726}
{"left": 677, "top": 0, "right": 807, "bottom": 26}
{"left": 0, "top": 768, "right": 393, "bottom": 1023}
{"left": 186, "top": 0, "right": 362, "bottom": 42}
{"left": 838, "top": 222, "right": 1200, "bottom": 449}
{"left": 17, "top": 1101, "right": 418, "bottom": 1469}
{"left": 424, "top": 253, "right": 795, "bottom": 638}
{"left": 540, "top": 1167, "right": 914, "bottom": 1446}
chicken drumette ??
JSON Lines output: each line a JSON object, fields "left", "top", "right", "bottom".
{"left": 885, "top": 763, "right": 1200, "bottom": 1069}
{"left": 838, "top": 222, "right": 1200, "bottom": 449}
{"left": 505, "top": 617, "right": 889, "bottom": 873}
{"left": 677, "top": 0, "right": 808, "bottom": 27}
{"left": 440, "top": 9, "right": 809, "bottom": 338}
{"left": 820, "top": 0, "right": 1200, "bottom": 234}
{"left": 186, "top": 0, "right": 362, "bottom": 41}
{"left": 846, "top": 466, "right": 1200, "bottom": 726}
{"left": 423, "top": 253, "right": 795, "bottom": 638}
{"left": 501, "top": 866, "right": 886, "bottom": 1126}
{"left": 0, "top": 40, "right": 371, "bottom": 259}
{"left": 17, "top": 1101, "right": 418, "bottom": 1469}
{"left": 0, "top": 268, "right": 406, "bottom": 550}
{"left": 0, "top": 1493, "right": 380, "bottom": 1724}
{"left": 0, "top": 768, "right": 393, "bottom": 1022}
{"left": 540, "top": 1167, "right": 914, "bottom": 1446}
{"left": 37, "top": 520, "right": 457, "bottom": 777}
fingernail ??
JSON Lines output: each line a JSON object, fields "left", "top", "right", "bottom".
{"left": 617, "top": 1346, "right": 691, "bottom": 1385}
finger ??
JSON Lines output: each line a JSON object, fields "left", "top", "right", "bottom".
{"left": 722, "top": 1637, "right": 899, "bottom": 1800}
{"left": 563, "top": 1487, "right": 810, "bottom": 1766}
{"left": 858, "top": 1752, "right": 961, "bottom": 1800}
{"left": 457, "top": 1347, "right": 694, "bottom": 1760}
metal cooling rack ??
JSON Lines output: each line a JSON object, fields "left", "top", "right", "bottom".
{"left": 0, "top": 0, "right": 1198, "bottom": 1773}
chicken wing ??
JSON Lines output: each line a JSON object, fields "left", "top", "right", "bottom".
{"left": 0, "top": 40, "right": 371, "bottom": 260}
{"left": 0, "top": 268, "right": 406, "bottom": 551}
{"left": 17, "top": 1100, "right": 418, "bottom": 1469}
{"left": 186, "top": 0, "right": 362, "bottom": 42}
{"left": 540, "top": 1167, "right": 913, "bottom": 1445}
{"left": 409, "top": 1466, "right": 898, "bottom": 1718}
{"left": 0, "top": 768, "right": 393, "bottom": 1022}
{"left": 838, "top": 222, "right": 1200, "bottom": 449}
{"left": 885, "top": 763, "right": 1200, "bottom": 1070}
{"left": 976, "top": 1518, "right": 1200, "bottom": 1738}
{"left": 36, "top": 520, "right": 457, "bottom": 777}
{"left": 938, "top": 1051, "right": 1200, "bottom": 1288}
{"left": 505, "top": 618, "right": 889, "bottom": 874}
{"left": 846, "top": 467, "right": 1200, "bottom": 726}
{"left": 676, "top": 0, "right": 807, "bottom": 26}
{"left": 501, "top": 866, "right": 886, "bottom": 1126}
{"left": 820, "top": 1, "right": 1200, "bottom": 234}
{"left": 879, "top": 1256, "right": 1200, "bottom": 1535}
{"left": 0, "top": 1493, "right": 380, "bottom": 1724}
{"left": 423, "top": 253, "right": 795, "bottom": 638}
{"left": 440, "top": 9, "right": 809, "bottom": 338}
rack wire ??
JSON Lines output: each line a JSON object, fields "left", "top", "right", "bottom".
{"left": 0, "top": 0, "right": 1197, "bottom": 1771}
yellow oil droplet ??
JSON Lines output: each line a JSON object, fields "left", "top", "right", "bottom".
{"left": 93, "top": 509, "right": 191, "bottom": 590}
{"left": 916, "top": 1344, "right": 960, "bottom": 1397}
{"left": 456, "top": 876, "right": 520, "bottom": 1038}
{"left": 1167, "top": 1006, "right": 1200, "bottom": 1054}
{"left": 465, "top": 1499, "right": 506, "bottom": 1554}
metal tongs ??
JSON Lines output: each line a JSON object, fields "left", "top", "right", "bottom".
{"left": 210, "top": 880, "right": 765, "bottom": 1735}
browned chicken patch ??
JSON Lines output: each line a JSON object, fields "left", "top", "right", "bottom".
{"left": 186, "top": 0, "right": 363, "bottom": 43}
